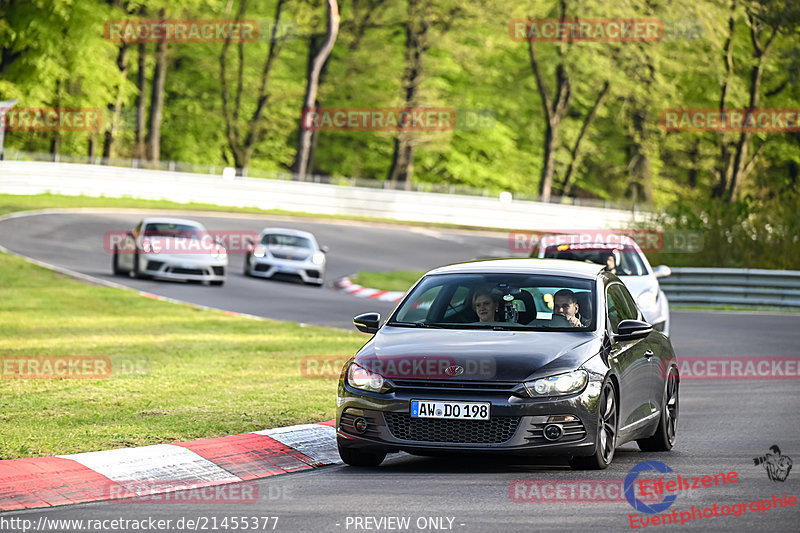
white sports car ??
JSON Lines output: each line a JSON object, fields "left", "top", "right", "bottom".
{"left": 244, "top": 228, "right": 327, "bottom": 286}
{"left": 111, "top": 217, "right": 227, "bottom": 286}
{"left": 535, "top": 234, "right": 671, "bottom": 336}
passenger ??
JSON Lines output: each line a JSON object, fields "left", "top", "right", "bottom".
{"left": 553, "top": 289, "right": 589, "bottom": 327}
{"left": 603, "top": 252, "right": 618, "bottom": 275}
{"left": 472, "top": 288, "right": 500, "bottom": 322}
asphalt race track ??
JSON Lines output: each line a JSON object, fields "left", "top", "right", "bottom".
{"left": 1, "top": 210, "right": 799, "bottom": 532}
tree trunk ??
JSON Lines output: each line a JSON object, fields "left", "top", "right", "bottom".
{"left": 562, "top": 81, "right": 609, "bottom": 197}
{"left": 146, "top": 13, "right": 167, "bottom": 164}
{"left": 135, "top": 42, "right": 147, "bottom": 161}
{"left": 103, "top": 42, "right": 129, "bottom": 160}
{"left": 712, "top": 1, "right": 736, "bottom": 199}
{"left": 388, "top": 0, "right": 428, "bottom": 189}
{"left": 295, "top": 0, "right": 340, "bottom": 181}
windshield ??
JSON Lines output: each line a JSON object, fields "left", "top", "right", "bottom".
{"left": 143, "top": 223, "right": 204, "bottom": 239}
{"left": 389, "top": 273, "right": 595, "bottom": 331}
{"left": 262, "top": 234, "right": 313, "bottom": 249}
{"left": 543, "top": 243, "right": 647, "bottom": 276}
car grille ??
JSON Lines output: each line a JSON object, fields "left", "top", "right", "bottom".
{"left": 271, "top": 252, "right": 309, "bottom": 261}
{"left": 169, "top": 267, "right": 205, "bottom": 275}
{"left": 525, "top": 420, "right": 587, "bottom": 444}
{"left": 254, "top": 263, "right": 270, "bottom": 272}
{"left": 384, "top": 412, "right": 520, "bottom": 443}
{"left": 212, "top": 266, "right": 225, "bottom": 275}
{"left": 389, "top": 380, "right": 518, "bottom": 395}
{"left": 305, "top": 269, "right": 321, "bottom": 278}
{"left": 146, "top": 261, "right": 164, "bottom": 271}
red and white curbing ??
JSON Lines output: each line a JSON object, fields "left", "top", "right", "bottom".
{"left": 0, "top": 421, "right": 340, "bottom": 511}
{"left": 334, "top": 276, "right": 404, "bottom": 303}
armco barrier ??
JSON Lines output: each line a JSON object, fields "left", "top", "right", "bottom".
{"left": 0, "top": 160, "right": 639, "bottom": 231}
{"left": 661, "top": 268, "right": 800, "bottom": 309}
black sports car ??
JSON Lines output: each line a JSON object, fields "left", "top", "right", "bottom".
{"left": 336, "top": 258, "right": 679, "bottom": 469}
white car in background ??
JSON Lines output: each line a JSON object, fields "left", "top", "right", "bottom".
{"left": 535, "top": 234, "right": 671, "bottom": 335}
{"left": 244, "top": 228, "right": 327, "bottom": 286}
{"left": 112, "top": 217, "right": 227, "bottom": 286}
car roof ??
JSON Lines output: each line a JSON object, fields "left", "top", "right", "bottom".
{"left": 140, "top": 217, "right": 205, "bottom": 228}
{"left": 259, "top": 227, "right": 316, "bottom": 239}
{"left": 426, "top": 258, "right": 604, "bottom": 280}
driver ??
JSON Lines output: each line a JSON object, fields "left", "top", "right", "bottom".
{"left": 472, "top": 288, "right": 500, "bottom": 322}
{"left": 553, "top": 289, "right": 589, "bottom": 327}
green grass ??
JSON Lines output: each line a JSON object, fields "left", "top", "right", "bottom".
{"left": 350, "top": 270, "right": 426, "bottom": 292}
{"left": 0, "top": 192, "right": 508, "bottom": 232}
{"left": 0, "top": 252, "right": 367, "bottom": 459}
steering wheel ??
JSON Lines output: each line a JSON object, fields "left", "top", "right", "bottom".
{"left": 550, "top": 314, "right": 571, "bottom": 327}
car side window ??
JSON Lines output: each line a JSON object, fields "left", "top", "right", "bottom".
{"left": 606, "top": 284, "right": 637, "bottom": 333}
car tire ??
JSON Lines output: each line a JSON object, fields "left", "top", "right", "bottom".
{"left": 244, "top": 255, "right": 252, "bottom": 276}
{"left": 337, "top": 442, "right": 386, "bottom": 467}
{"left": 132, "top": 251, "right": 151, "bottom": 280}
{"left": 637, "top": 366, "right": 679, "bottom": 452}
{"left": 112, "top": 247, "right": 124, "bottom": 275}
{"left": 570, "top": 380, "right": 617, "bottom": 470}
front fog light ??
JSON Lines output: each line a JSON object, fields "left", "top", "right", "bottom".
{"left": 524, "top": 370, "right": 588, "bottom": 397}
{"left": 347, "top": 362, "right": 385, "bottom": 393}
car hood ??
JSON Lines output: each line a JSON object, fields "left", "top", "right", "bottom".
{"left": 355, "top": 327, "right": 602, "bottom": 382}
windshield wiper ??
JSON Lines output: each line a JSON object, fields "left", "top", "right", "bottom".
{"left": 388, "top": 321, "right": 446, "bottom": 328}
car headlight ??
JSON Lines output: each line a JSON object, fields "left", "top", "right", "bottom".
{"left": 141, "top": 239, "right": 159, "bottom": 254}
{"left": 638, "top": 289, "right": 658, "bottom": 309}
{"left": 311, "top": 251, "right": 325, "bottom": 265}
{"left": 524, "top": 370, "right": 588, "bottom": 397}
{"left": 212, "top": 245, "right": 227, "bottom": 261}
{"left": 347, "top": 362, "right": 385, "bottom": 393}
{"left": 253, "top": 245, "right": 267, "bottom": 258}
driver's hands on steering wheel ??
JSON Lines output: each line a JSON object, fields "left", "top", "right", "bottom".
{"left": 555, "top": 313, "right": 582, "bottom": 327}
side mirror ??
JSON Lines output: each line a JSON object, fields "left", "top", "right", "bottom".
{"left": 653, "top": 265, "right": 671, "bottom": 279}
{"left": 321, "top": 245, "right": 330, "bottom": 253}
{"left": 244, "top": 236, "right": 255, "bottom": 252}
{"left": 615, "top": 319, "right": 653, "bottom": 341}
{"left": 353, "top": 312, "right": 381, "bottom": 334}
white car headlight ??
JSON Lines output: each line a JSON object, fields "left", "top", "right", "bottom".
{"left": 253, "top": 245, "right": 267, "bottom": 258}
{"left": 524, "top": 370, "right": 588, "bottom": 397}
{"left": 638, "top": 289, "right": 658, "bottom": 309}
{"left": 311, "top": 251, "right": 325, "bottom": 265}
{"left": 347, "top": 362, "right": 385, "bottom": 393}
{"left": 212, "top": 245, "right": 227, "bottom": 261}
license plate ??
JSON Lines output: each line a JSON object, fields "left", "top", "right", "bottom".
{"left": 410, "top": 400, "right": 490, "bottom": 420}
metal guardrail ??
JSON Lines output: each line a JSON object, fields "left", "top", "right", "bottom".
{"left": 661, "top": 268, "right": 800, "bottom": 309}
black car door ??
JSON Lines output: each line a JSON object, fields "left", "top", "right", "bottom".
{"left": 606, "top": 282, "right": 655, "bottom": 431}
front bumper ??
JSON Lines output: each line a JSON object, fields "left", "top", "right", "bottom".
{"left": 336, "top": 380, "right": 604, "bottom": 457}
{"left": 140, "top": 255, "right": 226, "bottom": 282}
{"left": 249, "top": 256, "right": 324, "bottom": 284}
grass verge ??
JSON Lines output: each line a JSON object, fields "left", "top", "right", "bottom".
{"left": 0, "top": 193, "right": 507, "bottom": 233}
{"left": 350, "top": 270, "right": 425, "bottom": 293}
{"left": 0, "top": 252, "right": 366, "bottom": 459}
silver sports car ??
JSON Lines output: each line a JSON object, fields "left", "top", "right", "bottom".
{"left": 111, "top": 217, "right": 227, "bottom": 286}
